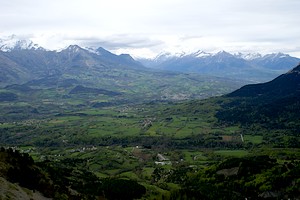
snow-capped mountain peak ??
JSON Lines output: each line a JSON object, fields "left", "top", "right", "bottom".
{"left": 191, "top": 50, "right": 212, "bottom": 58}
{"left": 84, "top": 47, "right": 100, "bottom": 55}
{"left": 154, "top": 50, "right": 213, "bottom": 61}
{"left": 153, "top": 51, "right": 186, "bottom": 61}
{"left": 214, "top": 50, "right": 235, "bottom": 58}
{"left": 234, "top": 52, "right": 262, "bottom": 60}
{"left": 277, "top": 52, "right": 288, "bottom": 58}
{"left": 64, "top": 45, "right": 85, "bottom": 53}
{"left": 267, "top": 52, "right": 288, "bottom": 58}
{"left": 0, "top": 35, "right": 42, "bottom": 52}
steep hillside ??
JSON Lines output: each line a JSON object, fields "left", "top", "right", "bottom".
{"left": 0, "top": 45, "right": 144, "bottom": 87}
{"left": 229, "top": 63, "right": 300, "bottom": 99}
{"left": 216, "top": 63, "right": 300, "bottom": 129}
{"left": 0, "top": 52, "right": 32, "bottom": 85}
{"left": 0, "top": 148, "right": 146, "bottom": 200}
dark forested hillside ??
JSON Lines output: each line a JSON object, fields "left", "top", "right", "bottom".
{"left": 228, "top": 63, "right": 300, "bottom": 99}
{"left": 216, "top": 63, "right": 300, "bottom": 130}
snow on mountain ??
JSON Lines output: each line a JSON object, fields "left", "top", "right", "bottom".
{"left": 234, "top": 52, "right": 262, "bottom": 60}
{"left": 136, "top": 49, "right": 300, "bottom": 82}
{"left": 141, "top": 50, "right": 298, "bottom": 65}
{"left": 0, "top": 35, "right": 42, "bottom": 52}
{"left": 62, "top": 45, "right": 84, "bottom": 53}
{"left": 248, "top": 52, "right": 300, "bottom": 70}
{"left": 214, "top": 50, "right": 235, "bottom": 58}
{"left": 154, "top": 51, "right": 186, "bottom": 60}
{"left": 150, "top": 50, "right": 258, "bottom": 61}
{"left": 84, "top": 47, "right": 101, "bottom": 55}
{"left": 1, "top": 34, "right": 299, "bottom": 75}
{"left": 261, "top": 52, "right": 289, "bottom": 60}
{"left": 191, "top": 50, "right": 212, "bottom": 58}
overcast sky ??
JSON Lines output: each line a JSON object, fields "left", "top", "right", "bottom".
{"left": 1, "top": 0, "right": 300, "bottom": 58}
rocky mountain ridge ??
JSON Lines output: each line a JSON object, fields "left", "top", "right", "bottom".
{"left": 138, "top": 50, "right": 300, "bottom": 82}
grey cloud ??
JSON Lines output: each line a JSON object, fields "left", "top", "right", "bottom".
{"left": 67, "top": 35, "right": 163, "bottom": 50}
{"left": 1, "top": 0, "right": 299, "bottom": 57}
{"left": 179, "top": 35, "right": 204, "bottom": 41}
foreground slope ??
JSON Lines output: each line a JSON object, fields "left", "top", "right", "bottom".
{"left": 0, "top": 148, "right": 146, "bottom": 200}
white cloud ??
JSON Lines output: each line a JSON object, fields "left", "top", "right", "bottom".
{"left": 1, "top": 0, "right": 300, "bottom": 58}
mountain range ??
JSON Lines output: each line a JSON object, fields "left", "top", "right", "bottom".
{"left": 0, "top": 36, "right": 246, "bottom": 104}
{"left": 138, "top": 50, "right": 300, "bottom": 82}
{"left": 2, "top": 35, "right": 300, "bottom": 83}
{"left": 1, "top": 35, "right": 299, "bottom": 104}
{"left": 0, "top": 37, "right": 144, "bottom": 86}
